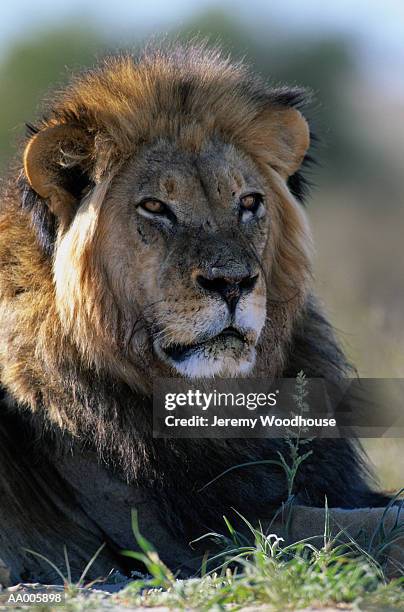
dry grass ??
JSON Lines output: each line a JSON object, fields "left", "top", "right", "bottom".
{"left": 311, "top": 200, "right": 404, "bottom": 491}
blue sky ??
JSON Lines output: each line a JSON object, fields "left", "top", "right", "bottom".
{"left": 1, "top": 0, "right": 403, "bottom": 93}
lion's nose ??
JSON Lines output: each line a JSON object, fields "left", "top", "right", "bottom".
{"left": 195, "top": 270, "right": 259, "bottom": 314}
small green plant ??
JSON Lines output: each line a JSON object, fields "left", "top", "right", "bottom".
{"left": 121, "top": 510, "right": 177, "bottom": 591}
{"left": 24, "top": 543, "right": 106, "bottom": 596}
{"left": 200, "top": 371, "right": 314, "bottom": 535}
{"left": 368, "top": 488, "right": 404, "bottom": 564}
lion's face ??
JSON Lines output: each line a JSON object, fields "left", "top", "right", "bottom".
{"left": 21, "top": 50, "right": 313, "bottom": 387}
{"left": 96, "top": 139, "right": 269, "bottom": 378}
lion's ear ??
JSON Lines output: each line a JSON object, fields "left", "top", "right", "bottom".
{"left": 23, "top": 124, "right": 93, "bottom": 227}
{"left": 255, "top": 107, "right": 310, "bottom": 178}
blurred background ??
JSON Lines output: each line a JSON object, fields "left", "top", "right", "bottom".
{"left": 1, "top": 0, "right": 403, "bottom": 489}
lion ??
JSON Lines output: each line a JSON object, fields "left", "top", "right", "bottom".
{"left": 0, "top": 44, "right": 402, "bottom": 586}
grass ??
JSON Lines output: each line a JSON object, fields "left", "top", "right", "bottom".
{"left": 16, "top": 509, "right": 401, "bottom": 611}
{"left": 22, "top": 543, "right": 108, "bottom": 596}
{"left": 119, "top": 518, "right": 404, "bottom": 612}
{"left": 38, "top": 508, "right": 402, "bottom": 611}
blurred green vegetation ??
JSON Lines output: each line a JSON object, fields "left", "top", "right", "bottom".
{"left": 0, "top": 24, "right": 103, "bottom": 169}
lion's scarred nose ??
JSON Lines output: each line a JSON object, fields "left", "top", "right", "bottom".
{"left": 195, "top": 270, "right": 259, "bottom": 314}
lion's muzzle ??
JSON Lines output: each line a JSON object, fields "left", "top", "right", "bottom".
{"left": 151, "top": 234, "right": 266, "bottom": 378}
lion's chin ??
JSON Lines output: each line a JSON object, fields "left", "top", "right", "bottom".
{"left": 154, "top": 328, "right": 257, "bottom": 378}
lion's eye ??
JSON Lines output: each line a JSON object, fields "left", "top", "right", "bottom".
{"left": 137, "top": 198, "right": 177, "bottom": 224}
{"left": 139, "top": 199, "right": 167, "bottom": 215}
{"left": 239, "top": 193, "right": 264, "bottom": 222}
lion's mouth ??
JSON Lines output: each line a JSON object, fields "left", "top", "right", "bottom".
{"left": 162, "top": 326, "right": 246, "bottom": 363}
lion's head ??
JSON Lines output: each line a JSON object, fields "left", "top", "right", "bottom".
{"left": 19, "top": 45, "right": 313, "bottom": 390}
